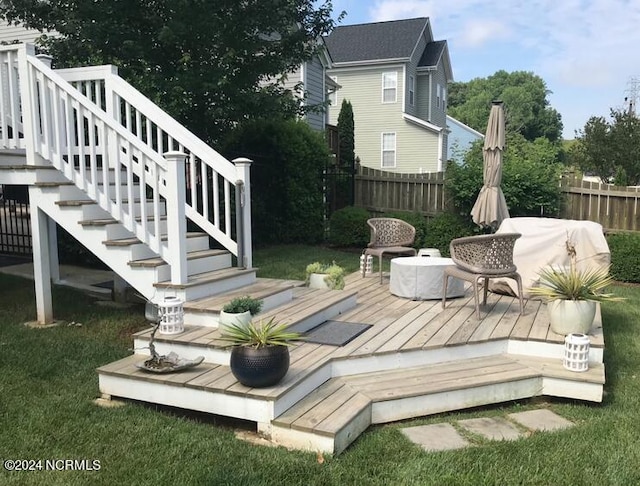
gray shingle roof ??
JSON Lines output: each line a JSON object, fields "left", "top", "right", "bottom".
{"left": 324, "top": 17, "right": 429, "bottom": 63}
{"left": 418, "top": 40, "right": 447, "bottom": 68}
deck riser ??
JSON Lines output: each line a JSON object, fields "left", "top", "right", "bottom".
{"left": 183, "top": 288, "right": 296, "bottom": 327}
{"left": 370, "top": 378, "right": 543, "bottom": 424}
{"left": 133, "top": 253, "right": 232, "bottom": 282}
{"left": 508, "top": 340, "right": 604, "bottom": 364}
{"left": 98, "top": 374, "right": 275, "bottom": 422}
{"left": 160, "top": 271, "right": 258, "bottom": 302}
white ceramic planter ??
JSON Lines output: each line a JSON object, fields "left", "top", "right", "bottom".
{"left": 308, "top": 273, "right": 330, "bottom": 289}
{"left": 547, "top": 299, "right": 596, "bottom": 335}
{"left": 218, "top": 310, "right": 252, "bottom": 333}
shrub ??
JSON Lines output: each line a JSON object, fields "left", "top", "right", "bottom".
{"left": 328, "top": 206, "right": 370, "bottom": 247}
{"left": 607, "top": 233, "right": 640, "bottom": 283}
{"left": 422, "top": 212, "right": 477, "bottom": 257}
{"left": 446, "top": 133, "right": 563, "bottom": 218}
{"left": 222, "top": 119, "right": 328, "bottom": 245}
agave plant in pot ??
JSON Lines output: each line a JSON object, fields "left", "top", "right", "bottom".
{"left": 219, "top": 318, "right": 302, "bottom": 388}
{"left": 529, "top": 241, "right": 622, "bottom": 335}
{"left": 218, "top": 296, "right": 263, "bottom": 334}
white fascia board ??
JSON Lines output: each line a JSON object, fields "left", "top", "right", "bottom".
{"left": 402, "top": 113, "right": 442, "bottom": 133}
{"left": 330, "top": 57, "right": 410, "bottom": 68}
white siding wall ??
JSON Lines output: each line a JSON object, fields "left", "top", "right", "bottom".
{"left": 0, "top": 21, "right": 45, "bottom": 44}
{"left": 328, "top": 66, "right": 440, "bottom": 173}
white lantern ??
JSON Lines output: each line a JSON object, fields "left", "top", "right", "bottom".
{"left": 157, "top": 296, "right": 184, "bottom": 335}
{"left": 563, "top": 333, "right": 590, "bottom": 372}
{"left": 360, "top": 254, "right": 373, "bottom": 275}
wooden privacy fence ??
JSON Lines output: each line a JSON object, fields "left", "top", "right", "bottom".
{"left": 355, "top": 168, "right": 640, "bottom": 233}
{"left": 355, "top": 166, "right": 448, "bottom": 216}
{"left": 560, "top": 176, "right": 640, "bottom": 232}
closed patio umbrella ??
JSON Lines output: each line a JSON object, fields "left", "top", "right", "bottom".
{"left": 471, "top": 100, "right": 509, "bottom": 229}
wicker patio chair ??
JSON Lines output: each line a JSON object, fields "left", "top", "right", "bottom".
{"left": 363, "top": 218, "right": 417, "bottom": 284}
{"left": 442, "top": 233, "right": 524, "bottom": 319}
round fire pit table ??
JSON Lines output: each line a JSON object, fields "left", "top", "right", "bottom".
{"left": 390, "top": 256, "right": 465, "bottom": 300}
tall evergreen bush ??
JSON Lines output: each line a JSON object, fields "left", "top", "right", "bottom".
{"left": 222, "top": 119, "right": 328, "bottom": 244}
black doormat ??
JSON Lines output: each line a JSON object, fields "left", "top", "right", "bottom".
{"left": 303, "top": 321, "right": 372, "bottom": 347}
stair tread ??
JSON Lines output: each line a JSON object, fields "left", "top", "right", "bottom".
{"left": 184, "top": 278, "right": 300, "bottom": 312}
{"left": 272, "top": 355, "right": 540, "bottom": 436}
{"left": 129, "top": 248, "right": 229, "bottom": 267}
{"left": 154, "top": 267, "right": 257, "bottom": 289}
{"left": 79, "top": 218, "right": 118, "bottom": 226}
{"left": 103, "top": 232, "right": 207, "bottom": 247}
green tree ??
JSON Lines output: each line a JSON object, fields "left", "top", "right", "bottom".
{"left": 337, "top": 99, "right": 354, "bottom": 169}
{"left": 571, "top": 109, "right": 640, "bottom": 185}
{"left": 222, "top": 119, "right": 328, "bottom": 244}
{"left": 0, "top": 0, "right": 340, "bottom": 145}
{"left": 446, "top": 132, "right": 563, "bottom": 219}
{"left": 448, "top": 70, "right": 563, "bottom": 142}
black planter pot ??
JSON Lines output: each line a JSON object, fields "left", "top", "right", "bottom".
{"left": 229, "top": 345, "right": 290, "bottom": 388}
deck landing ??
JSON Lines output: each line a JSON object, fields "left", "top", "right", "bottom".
{"left": 97, "top": 271, "right": 606, "bottom": 454}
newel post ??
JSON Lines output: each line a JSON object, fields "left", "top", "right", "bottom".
{"left": 233, "top": 157, "right": 253, "bottom": 269}
{"left": 164, "top": 151, "right": 188, "bottom": 285}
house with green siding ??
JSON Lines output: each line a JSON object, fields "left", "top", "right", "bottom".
{"left": 324, "top": 18, "right": 453, "bottom": 173}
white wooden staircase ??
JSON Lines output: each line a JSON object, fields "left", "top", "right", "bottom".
{"left": 0, "top": 43, "right": 261, "bottom": 313}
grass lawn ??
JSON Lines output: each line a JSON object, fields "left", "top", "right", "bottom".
{"left": 0, "top": 245, "right": 639, "bottom": 485}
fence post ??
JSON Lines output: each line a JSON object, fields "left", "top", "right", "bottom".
{"left": 164, "top": 151, "right": 188, "bottom": 285}
{"left": 233, "top": 158, "right": 252, "bottom": 269}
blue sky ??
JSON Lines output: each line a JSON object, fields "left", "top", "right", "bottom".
{"left": 330, "top": 0, "right": 640, "bottom": 139}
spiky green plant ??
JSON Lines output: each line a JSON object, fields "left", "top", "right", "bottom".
{"left": 529, "top": 265, "right": 623, "bottom": 302}
{"left": 218, "top": 318, "right": 303, "bottom": 349}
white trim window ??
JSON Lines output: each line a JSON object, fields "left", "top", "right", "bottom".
{"left": 381, "top": 132, "right": 396, "bottom": 168}
{"left": 328, "top": 75, "right": 338, "bottom": 106}
{"left": 442, "top": 86, "right": 446, "bottom": 110}
{"left": 408, "top": 74, "right": 415, "bottom": 106}
{"left": 382, "top": 72, "right": 397, "bottom": 103}
{"left": 437, "top": 83, "right": 441, "bottom": 108}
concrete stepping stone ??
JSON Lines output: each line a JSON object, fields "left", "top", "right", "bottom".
{"left": 401, "top": 423, "right": 470, "bottom": 452}
{"left": 458, "top": 416, "right": 523, "bottom": 441}
{"left": 508, "top": 409, "right": 573, "bottom": 432}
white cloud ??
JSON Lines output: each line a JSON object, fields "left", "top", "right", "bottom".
{"left": 456, "top": 19, "right": 512, "bottom": 47}
{"left": 368, "top": 0, "right": 437, "bottom": 22}
{"left": 349, "top": 0, "right": 640, "bottom": 135}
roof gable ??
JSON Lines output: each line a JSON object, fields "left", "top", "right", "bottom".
{"left": 325, "top": 17, "right": 431, "bottom": 64}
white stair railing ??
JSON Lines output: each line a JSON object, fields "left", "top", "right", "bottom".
{"left": 55, "top": 61, "right": 252, "bottom": 268}
{"left": 0, "top": 45, "right": 25, "bottom": 150}
{"left": 1, "top": 44, "right": 252, "bottom": 284}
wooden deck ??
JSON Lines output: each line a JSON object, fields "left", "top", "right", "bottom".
{"left": 98, "top": 271, "right": 606, "bottom": 454}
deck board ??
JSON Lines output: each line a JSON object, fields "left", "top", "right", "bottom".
{"left": 99, "top": 270, "right": 607, "bottom": 455}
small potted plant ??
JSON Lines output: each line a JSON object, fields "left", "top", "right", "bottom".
{"left": 529, "top": 240, "right": 622, "bottom": 335}
{"left": 218, "top": 296, "right": 263, "bottom": 333}
{"left": 305, "top": 261, "right": 346, "bottom": 290}
{"left": 219, "top": 318, "right": 303, "bottom": 388}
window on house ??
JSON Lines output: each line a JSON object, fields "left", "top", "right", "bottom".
{"left": 436, "top": 84, "right": 441, "bottom": 108}
{"left": 409, "top": 75, "right": 415, "bottom": 106}
{"left": 382, "top": 72, "right": 397, "bottom": 103}
{"left": 381, "top": 132, "right": 396, "bottom": 168}
{"left": 442, "top": 86, "right": 446, "bottom": 110}
{"left": 328, "top": 76, "right": 338, "bottom": 106}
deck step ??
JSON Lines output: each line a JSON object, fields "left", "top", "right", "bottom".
{"left": 270, "top": 354, "right": 605, "bottom": 454}
{"left": 103, "top": 232, "right": 207, "bottom": 247}
{"left": 183, "top": 278, "right": 303, "bottom": 325}
{"left": 134, "top": 288, "right": 360, "bottom": 361}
